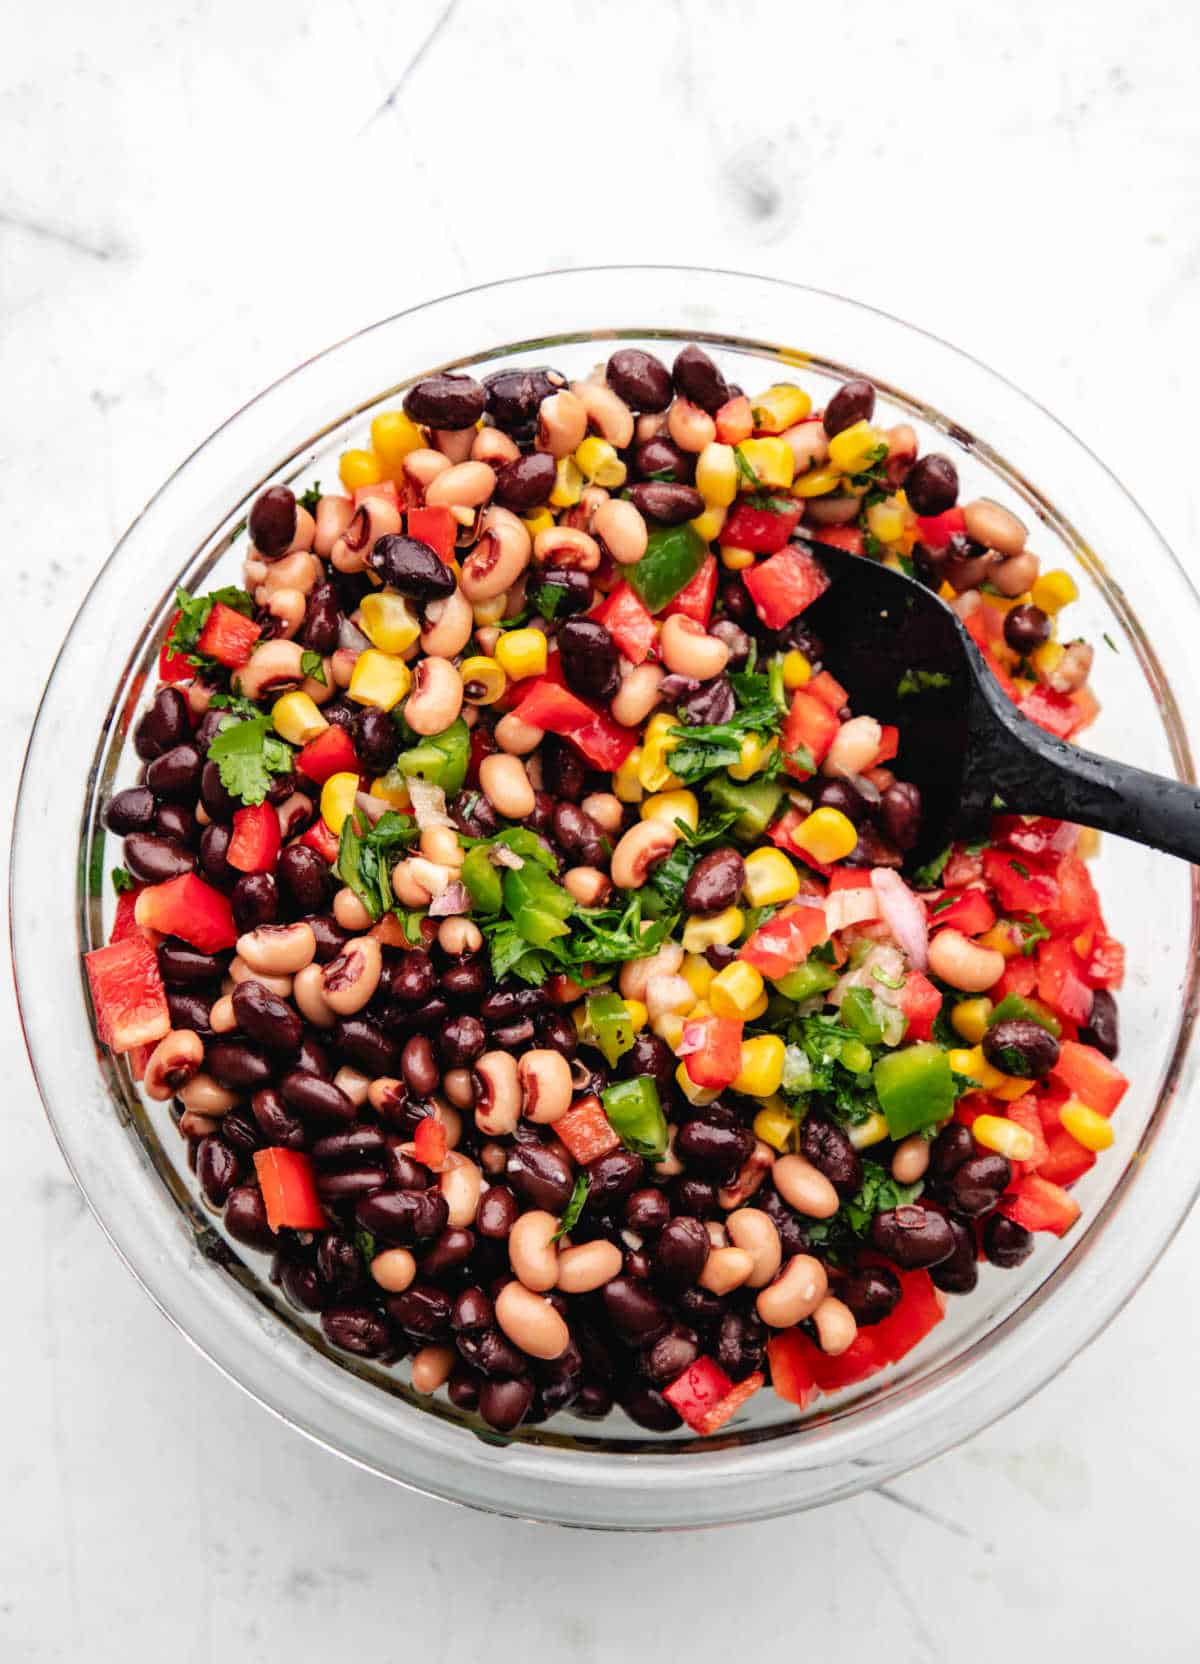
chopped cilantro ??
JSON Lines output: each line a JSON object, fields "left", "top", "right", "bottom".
{"left": 1103, "top": 632, "right": 1119, "bottom": 653}
{"left": 668, "top": 669, "right": 786, "bottom": 784}
{"left": 298, "top": 482, "right": 322, "bottom": 516}
{"left": 111, "top": 866, "right": 135, "bottom": 895}
{"left": 208, "top": 693, "right": 263, "bottom": 719}
{"left": 336, "top": 809, "right": 420, "bottom": 921}
{"left": 552, "top": 1174, "right": 591, "bottom": 1242}
{"left": 1010, "top": 859, "right": 1031, "bottom": 880}
{"left": 896, "top": 668, "right": 952, "bottom": 698}
{"left": 910, "top": 845, "right": 951, "bottom": 889}
{"left": 733, "top": 446, "right": 761, "bottom": 489}
{"left": 207, "top": 715, "right": 294, "bottom": 805}
{"left": 842, "top": 1160, "right": 923, "bottom": 1236}
{"left": 862, "top": 531, "right": 883, "bottom": 558}
{"left": 354, "top": 1227, "right": 377, "bottom": 1265}
{"left": 1015, "top": 913, "right": 1051, "bottom": 957}
{"left": 168, "top": 585, "right": 255, "bottom": 664}
{"left": 300, "top": 649, "right": 327, "bottom": 686}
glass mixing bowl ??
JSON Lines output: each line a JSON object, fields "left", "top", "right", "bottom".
{"left": 12, "top": 268, "right": 1200, "bottom": 1529}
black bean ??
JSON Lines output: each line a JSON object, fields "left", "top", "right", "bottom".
{"left": 167, "top": 991, "right": 214, "bottom": 1037}
{"left": 388, "top": 1282, "right": 453, "bottom": 1341}
{"left": 629, "top": 481, "right": 704, "bottom": 525}
{"left": 675, "top": 1118, "right": 754, "bottom": 1180}
{"left": 221, "top": 1111, "right": 261, "bottom": 1156}
{"left": 624, "top": 1187, "right": 671, "bottom": 1234}
{"left": 354, "top": 706, "right": 401, "bottom": 774}
{"left": 619, "top": 1032, "right": 675, "bottom": 1098}
{"left": 249, "top": 484, "right": 297, "bottom": 556}
{"left": 279, "top": 1260, "right": 327, "bottom": 1312}
{"left": 490, "top": 1017, "right": 534, "bottom": 1049}
{"left": 232, "top": 979, "right": 303, "bottom": 1054}
{"left": 478, "top": 1375, "right": 534, "bottom": 1432}
{"left": 387, "top": 948, "right": 436, "bottom": 1005}
{"left": 334, "top": 1016, "right": 400, "bottom": 1077}
{"left": 530, "top": 565, "right": 593, "bottom": 620}
{"left": 677, "top": 674, "right": 735, "bottom": 726}
{"left": 574, "top": 1381, "right": 613, "bottom": 1420}
{"left": 301, "top": 915, "right": 348, "bottom": 966}
{"left": 948, "top": 1153, "right": 1012, "bottom": 1218}
{"left": 870, "top": 1205, "right": 955, "bottom": 1269}
{"left": 200, "top": 759, "right": 238, "bottom": 825}
{"left": 842, "top": 822, "right": 902, "bottom": 870}
{"left": 1080, "top": 989, "right": 1120, "bottom": 1060}
{"left": 301, "top": 582, "right": 341, "bottom": 655}
{"left": 476, "top": 1186, "right": 519, "bottom": 1239}
{"left": 982, "top": 1213, "right": 1034, "bottom": 1269}
{"left": 231, "top": 872, "right": 278, "bottom": 934}
{"left": 155, "top": 802, "right": 198, "bottom": 846}
{"left": 672, "top": 344, "right": 730, "bottom": 414}
{"left": 277, "top": 845, "right": 330, "bottom": 913}
{"left": 310, "top": 1126, "right": 388, "bottom": 1168}
{"left": 400, "top": 1034, "right": 438, "bottom": 1097}
{"left": 673, "top": 1177, "right": 721, "bottom": 1220}
{"left": 715, "top": 1311, "right": 767, "bottom": 1382}
{"left": 368, "top": 534, "right": 455, "bottom": 601}
{"left": 452, "top": 1286, "right": 494, "bottom": 1332}
{"left": 539, "top": 1341, "right": 584, "bottom": 1414}
{"left": 322, "top": 697, "right": 358, "bottom": 735}
{"left": 624, "top": 1248, "right": 652, "bottom": 1282}
{"left": 902, "top": 454, "right": 959, "bottom": 517}
{"left": 224, "top": 1183, "right": 274, "bottom": 1249}
{"left": 880, "top": 781, "right": 922, "bottom": 852}
{"left": 420, "top": 1227, "right": 475, "bottom": 1280}
{"left": 447, "top": 1369, "right": 482, "bottom": 1411}
{"left": 931, "top": 1215, "right": 979, "bottom": 1295}
{"left": 652, "top": 1216, "right": 710, "bottom": 1288}
{"left": 812, "top": 777, "right": 869, "bottom": 825}
{"left": 438, "top": 1014, "right": 485, "bottom": 1069}
{"left": 507, "top": 1143, "right": 574, "bottom": 1213}
{"left": 585, "top": 1149, "right": 645, "bottom": 1208}
{"left": 1004, "top": 604, "right": 1052, "bottom": 656}
{"left": 133, "top": 687, "right": 189, "bottom": 761}
{"left": 536, "top": 1010, "right": 577, "bottom": 1059}
{"left": 206, "top": 1039, "right": 274, "bottom": 1091}
{"left": 558, "top": 617, "right": 620, "bottom": 703}
{"left": 124, "top": 831, "right": 195, "bottom": 885}
{"left": 929, "top": 1121, "right": 975, "bottom": 1184}
{"left": 633, "top": 436, "right": 695, "bottom": 484}
{"left": 403, "top": 373, "right": 486, "bottom": 430}
{"left": 316, "top": 1233, "right": 362, "bottom": 1299}
{"left": 710, "top": 618, "right": 752, "bottom": 668}
{"left": 494, "top": 451, "right": 557, "bottom": 513}
{"left": 105, "top": 786, "right": 157, "bottom": 835}
{"left": 982, "top": 1018, "right": 1060, "bottom": 1080}
{"left": 608, "top": 348, "right": 673, "bottom": 413}
{"left": 198, "top": 823, "right": 236, "bottom": 888}
{"left": 145, "top": 742, "right": 203, "bottom": 801}
{"left": 379, "top": 996, "right": 449, "bottom": 1044}
{"left": 540, "top": 734, "right": 587, "bottom": 802}
{"left": 157, "top": 939, "right": 225, "bottom": 987}
{"left": 759, "top": 1182, "right": 815, "bottom": 1258}
{"left": 552, "top": 801, "right": 605, "bottom": 866}
{"left": 320, "top": 1306, "right": 391, "bottom": 1358}
{"left": 682, "top": 847, "right": 745, "bottom": 915}
{"left": 641, "top": 1325, "right": 700, "bottom": 1386}
{"left": 621, "top": 1385, "right": 681, "bottom": 1432}
{"left": 800, "top": 1115, "right": 863, "bottom": 1196}
{"left": 483, "top": 366, "right": 565, "bottom": 435}
{"left": 295, "top": 1034, "right": 332, "bottom": 1078}
{"left": 196, "top": 1136, "right": 239, "bottom": 1207}
{"left": 602, "top": 1276, "right": 670, "bottom": 1346}
{"left": 823, "top": 378, "right": 875, "bottom": 438}
{"left": 440, "top": 957, "right": 487, "bottom": 1003}
{"left": 838, "top": 1265, "right": 902, "bottom": 1327}
{"left": 279, "top": 1068, "right": 356, "bottom": 1126}
{"left": 356, "top": 1187, "right": 449, "bottom": 1244}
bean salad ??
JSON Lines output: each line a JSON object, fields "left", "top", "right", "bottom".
{"left": 86, "top": 343, "right": 1129, "bottom": 1437}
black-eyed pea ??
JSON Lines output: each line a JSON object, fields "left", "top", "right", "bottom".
{"left": 667, "top": 396, "right": 717, "bottom": 454}
{"left": 404, "top": 656, "right": 464, "bottom": 736}
{"left": 507, "top": 1210, "right": 560, "bottom": 1293}
{"left": 179, "top": 1110, "right": 220, "bottom": 1139}
{"left": 991, "top": 551, "right": 1041, "bottom": 597}
{"left": 443, "top": 1068, "right": 477, "bottom": 1111}
{"left": 556, "top": 1239, "right": 623, "bottom": 1294}
{"left": 371, "top": 1247, "right": 417, "bottom": 1293}
{"left": 479, "top": 753, "right": 535, "bottom": 819}
{"left": 718, "top": 1139, "right": 776, "bottom": 1211}
{"left": 536, "top": 389, "right": 589, "bottom": 457}
{"left": 410, "top": 1344, "right": 457, "bottom": 1394}
{"left": 267, "top": 587, "right": 306, "bottom": 639}
{"left": 420, "top": 588, "right": 475, "bottom": 657}
{"left": 235, "top": 640, "right": 306, "bottom": 701}
{"left": 494, "top": 1280, "right": 571, "bottom": 1360}
{"left": 593, "top": 497, "right": 648, "bottom": 566}
{"left": 440, "top": 1153, "right": 483, "bottom": 1228}
{"left": 653, "top": 1126, "right": 684, "bottom": 1178}
{"left": 321, "top": 936, "right": 383, "bottom": 1016}
{"left": 293, "top": 962, "right": 336, "bottom": 1029}
{"left": 402, "top": 447, "right": 452, "bottom": 501}
{"left": 208, "top": 996, "right": 238, "bottom": 1035}
{"left": 472, "top": 427, "right": 521, "bottom": 467}
{"left": 726, "top": 1207, "right": 783, "bottom": 1289}
{"left": 532, "top": 526, "right": 600, "bottom": 573}
{"left": 927, "top": 929, "right": 1006, "bottom": 993}
{"left": 610, "top": 662, "right": 664, "bottom": 727}
{"left": 143, "top": 1029, "right": 204, "bottom": 1101}
{"left": 610, "top": 818, "right": 678, "bottom": 889}
{"left": 228, "top": 956, "right": 293, "bottom": 1000}
{"left": 494, "top": 711, "right": 545, "bottom": 755}
{"left": 891, "top": 1136, "right": 931, "bottom": 1185}
{"left": 618, "top": 940, "right": 684, "bottom": 1002}
{"left": 178, "top": 1073, "right": 239, "bottom": 1116}
{"left": 425, "top": 460, "right": 497, "bottom": 513}
{"left": 571, "top": 379, "right": 635, "bottom": 448}
{"left": 755, "top": 1255, "right": 829, "bottom": 1328}
{"left": 563, "top": 866, "right": 611, "bottom": 907}
{"left": 962, "top": 498, "right": 1027, "bottom": 558}
{"left": 474, "top": 1051, "right": 520, "bottom": 1136}
{"left": 823, "top": 715, "right": 884, "bottom": 779}
{"left": 314, "top": 494, "right": 355, "bottom": 557}
{"left": 236, "top": 921, "right": 316, "bottom": 977}
{"left": 366, "top": 1076, "right": 405, "bottom": 1115}
{"left": 781, "top": 421, "right": 830, "bottom": 474}
{"left": 437, "top": 917, "right": 483, "bottom": 955}
{"left": 812, "top": 1295, "right": 858, "bottom": 1357}
{"left": 660, "top": 615, "right": 729, "bottom": 680}
{"left": 579, "top": 792, "right": 624, "bottom": 835}
{"left": 420, "top": 824, "right": 465, "bottom": 869}
{"left": 772, "top": 1155, "right": 840, "bottom": 1220}
{"left": 699, "top": 1246, "right": 755, "bottom": 1295}
{"left": 460, "top": 507, "right": 531, "bottom": 602}
{"left": 333, "top": 886, "right": 373, "bottom": 932}
{"left": 517, "top": 1049, "right": 573, "bottom": 1124}
{"left": 334, "top": 1066, "right": 371, "bottom": 1108}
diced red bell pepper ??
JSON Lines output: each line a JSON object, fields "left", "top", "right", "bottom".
{"left": 663, "top": 1358, "right": 764, "bottom": 1435}
{"left": 413, "top": 1115, "right": 448, "bottom": 1170}
{"left": 812, "top": 524, "right": 865, "bottom": 555}
{"left": 714, "top": 395, "right": 754, "bottom": 446}
{"left": 929, "top": 888, "right": 996, "bottom": 937}
{"left": 555, "top": 1097, "right": 621, "bottom": 1165}
{"left": 196, "top": 602, "right": 261, "bottom": 670}
{"left": 158, "top": 612, "right": 193, "bottom": 683}
{"left": 743, "top": 545, "right": 831, "bottom": 629}
{"left": 1006, "top": 1096, "right": 1049, "bottom": 1168}
{"left": 681, "top": 1015, "right": 744, "bottom": 1090}
{"left": 406, "top": 504, "right": 457, "bottom": 563}
{"left": 782, "top": 687, "right": 841, "bottom": 774}
{"left": 872, "top": 724, "right": 900, "bottom": 767}
{"left": 227, "top": 802, "right": 282, "bottom": 874}
{"left": 1052, "top": 1040, "right": 1129, "bottom": 1116}
{"left": 85, "top": 936, "right": 171, "bottom": 1054}
{"left": 943, "top": 844, "right": 985, "bottom": 888}
{"left": 721, "top": 500, "right": 803, "bottom": 555}
{"left": 983, "top": 848, "right": 1059, "bottom": 915}
{"left": 694, "top": 1372, "right": 764, "bottom": 1435}
{"left": 354, "top": 479, "right": 402, "bottom": 511}
{"left": 1036, "top": 937, "right": 1094, "bottom": 1025}
{"left": 869, "top": 1268, "right": 945, "bottom": 1364}
{"left": 662, "top": 554, "right": 718, "bottom": 627}
{"left": 299, "top": 818, "right": 340, "bottom": 864}
{"left": 1040, "top": 854, "right": 1100, "bottom": 938}
{"left": 739, "top": 904, "right": 829, "bottom": 980}
{"left": 593, "top": 582, "right": 658, "bottom": 665}
{"left": 134, "top": 872, "right": 238, "bottom": 952}
{"left": 1085, "top": 933, "right": 1125, "bottom": 989}
{"left": 253, "top": 1148, "right": 326, "bottom": 1231}
{"left": 828, "top": 868, "right": 872, "bottom": 890}
{"left": 809, "top": 1332, "right": 885, "bottom": 1390}
{"left": 765, "top": 1330, "right": 820, "bottom": 1408}
{"left": 994, "top": 955, "right": 1038, "bottom": 1001}
{"left": 1019, "top": 685, "right": 1086, "bottom": 740}
{"left": 1000, "top": 1173, "right": 1080, "bottom": 1237}
{"left": 1037, "top": 1125, "right": 1097, "bottom": 1186}
{"left": 298, "top": 724, "right": 361, "bottom": 785}
{"left": 109, "top": 887, "right": 145, "bottom": 945}
{"left": 962, "top": 611, "right": 1020, "bottom": 701}
{"left": 511, "top": 679, "right": 637, "bottom": 772}
{"left": 807, "top": 670, "right": 849, "bottom": 713}
{"left": 915, "top": 507, "right": 966, "bottom": 551}
{"left": 898, "top": 971, "right": 943, "bottom": 1042}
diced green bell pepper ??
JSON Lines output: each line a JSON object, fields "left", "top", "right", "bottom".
{"left": 773, "top": 960, "right": 839, "bottom": 1002}
{"left": 839, "top": 1037, "right": 874, "bottom": 1076}
{"left": 601, "top": 1076, "right": 669, "bottom": 1160}
{"left": 627, "top": 524, "right": 708, "bottom": 614}
{"left": 503, "top": 863, "right": 572, "bottom": 947}
{"left": 386, "top": 716, "right": 470, "bottom": 797}
{"left": 841, "top": 986, "right": 886, "bottom": 1046}
{"left": 986, "top": 993, "right": 1062, "bottom": 1037}
{"left": 461, "top": 846, "right": 503, "bottom": 915}
{"left": 586, "top": 991, "right": 635, "bottom": 1067}
{"left": 704, "top": 775, "right": 784, "bottom": 842}
{"left": 873, "top": 1042, "right": 955, "bottom": 1139}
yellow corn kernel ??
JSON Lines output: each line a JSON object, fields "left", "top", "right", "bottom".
{"left": 638, "top": 711, "right": 683, "bottom": 793}
{"left": 271, "top": 691, "right": 328, "bottom": 747}
{"left": 972, "top": 1114, "right": 1036, "bottom": 1162}
{"left": 460, "top": 655, "right": 506, "bottom": 705}
{"left": 727, "top": 733, "right": 778, "bottom": 781}
{"left": 790, "top": 807, "right": 858, "bottom": 865}
{"left": 522, "top": 507, "right": 555, "bottom": 543}
{"left": 613, "top": 747, "right": 645, "bottom": 803}
{"left": 338, "top": 448, "right": 384, "bottom": 493}
{"left": 791, "top": 467, "right": 841, "bottom": 498}
{"left": 681, "top": 907, "right": 745, "bottom": 954}
{"left": 622, "top": 998, "right": 648, "bottom": 1035}
{"left": 782, "top": 650, "right": 812, "bottom": 689}
{"left": 733, "top": 1034, "right": 786, "bottom": 1098}
{"left": 360, "top": 591, "right": 421, "bottom": 655}
{"left": 695, "top": 442, "right": 738, "bottom": 508}
{"left": 471, "top": 594, "right": 508, "bottom": 626}
{"left": 742, "top": 846, "right": 801, "bottom": 907}
{"left": 754, "top": 1105, "right": 797, "bottom": 1153}
{"left": 709, "top": 961, "right": 765, "bottom": 1020}
{"left": 1030, "top": 569, "right": 1079, "bottom": 616}
{"left": 681, "top": 954, "right": 714, "bottom": 1002}
{"left": 736, "top": 438, "right": 795, "bottom": 491}
{"left": 950, "top": 998, "right": 993, "bottom": 1045}
{"left": 751, "top": 383, "right": 813, "bottom": 434}
{"left": 574, "top": 435, "right": 627, "bottom": 489}
{"left": 865, "top": 496, "right": 909, "bottom": 545}
{"left": 653, "top": 1011, "right": 686, "bottom": 1047}
{"left": 1077, "top": 826, "right": 1101, "bottom": 861}
{"left": 848, "top": 1112, "right": 890, "bottom": 1150}
{"left": 320, "top": 772, "right": 360, "bottom": 836}
{"left": 370, "top": 774, "right": 411, "bottom": 811}
{"left": 948, "top": 1046, "right": 1006, "bottom": 1092}
{"left": 549, "top": 455, "right": 584, "bottom": 508}
{"left": 641, "top": 789, "right": 699, "bottom": 833}
{"left": 1060, "top": 1097, "right": 1115, "bottom": 1152}
{"left": 369, "top": 409, "right": 425, "bottom": 471}
{"left": 977, "top": 923, "right": 1020, "bottom": 959}
{"left": 494, "top": 627, "right": 548, "bottom": 681}
{"left": 690, "top": 504, "right": 727, "bottom": 543}
{"left": 720, "top": 544, "right": 755, "bottom": 571}
{"left": 1031, "top": 641, "right": 1064, "bottom": 682}
{"left": 828, "top": 421, "right": 886, "bottom": 475}
{"left": 744, "top": 989, "right": 769, "bottom": 1021}
{"left": 348, "top": 649, "right": 411, "bottom": 711}
{"left": 676, "top": 1061, "right": 720, "bottom": 1106}
{"left": 993, "top": 1075, "right": 1036, "bottom": 1101}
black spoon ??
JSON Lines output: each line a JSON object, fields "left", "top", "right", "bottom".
{"left": 798, "top": 542, "right": 1200, "bottom": 867}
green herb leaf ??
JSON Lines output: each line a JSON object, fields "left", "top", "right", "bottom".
{"left": 298, "top": 482, "right": 322, "bottom": 516}
{"left": 733, "top": 446, "right": 761, "bottom": 489}
{"left": 1010, "top": 859, "right": 1031, "bottom": 880}
{"left": 207, "top": 693, "right": 262, "bottom": 719}
{"left": 841, "top": 1159, "right": 923, "bottom": 1236}
{"left": 355, "top": 1227, "right": 377, "bottom": 1265}
{"left": 111, "top": 866, "right": 135, "bottom": 894}
{"left": 208, "top": 715, "right": 294, "bottom": 805}
{"left": 1015, "top": 913, "right": 1051, "bottom": 957}
{"left": 668, "top": 670, "right": 785, "bottom": 785}
{"left": 1103, "top": 632, "right": 1119, "bottom": 653}
{"left": 336, "top": 808, "right": 420, "bottom": 921}
{"left": 896, "top": 668, "right": 952, "bottom": 698}
{"left": 552, "top": 1174, "right": 591, "bottom": 1242}
{"left": 300, "top": 649, "right": 327, "bottom": 686}
{"left": 910, "top": 845, "right": 951, "bottom": 889}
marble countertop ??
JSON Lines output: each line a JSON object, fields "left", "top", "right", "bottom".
{"left": 4, "top": 1, "right": 1199, "bottom": 1657}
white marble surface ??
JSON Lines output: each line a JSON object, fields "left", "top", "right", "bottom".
{"left": 4, "top": 1, "right": 1200, "bottom": 1657}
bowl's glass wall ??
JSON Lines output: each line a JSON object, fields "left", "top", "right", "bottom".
{"left": 13, "top": 270, "right": 1200, "bottom": 1527}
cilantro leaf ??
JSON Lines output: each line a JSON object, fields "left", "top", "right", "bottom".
{"left": 668, "top": 670, "right": 786, "bottom": 784}
{"left": 298, "top": 482, "right": 321, "bottom": 516}
{"left": 111, "top": 866, "right": 135, "bottom": 895}
{"left": 733, "top": 446, "right": 761, "bottom": 489}
{"left": 300, "top": 649, "right": 327, "bottom": 686}
{"left": 896, "top": 668, "right": 952, "bottom": 698}
{"left": 336, "top": 809, "right": 420, "bottom": 921}
{"left": 841, "top": 1159, "right": 924, "bottom": 1236}
{"left": 207, "top": 716, "right": 294, "bottom": 805}
{"left": 1015, "top": 913, "right": 1051, "bottom": 957}
{"left": 557, "top": 893, "right": 678, "bottom": 973}
{"left": 552, "top": 1174, "right": 591, "bottom": 1242}
{"left": 207, "top": 693, "right": 263, "bottom": 719}
{"left": 168, "top": 585, "right": 254, "bottom": 663}
{"left": 485, "top": 920, "right": 554, "bottom": 984}
{"left": 910, "top": 845, "right": 951, "bottom": 889}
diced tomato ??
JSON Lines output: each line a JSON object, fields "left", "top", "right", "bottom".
{"left": 872, "top": 724, "right": 900, "bottom": 766}
{"left": 85, "top": 937, "right": 171, "bottom": 1054}
{"left": 721, "top": 500, "right": 803, "bottom": 555}
{"left": 511, "top": 679, "right": 637, "bottom": 771}
{"left": 929, "top": 888, "right": 996, "bottom": 937}
{"left": 1052, "top": 1040, "right": 1129, "bottom": 1116}
{"left": 354, "top": 479, "right": 402, "bottom": 511}
{"left": 593, "top": 582, "right": 658, "bottom": 665}
{"left": 714, "top": 395, "right": 754, "bottom": 446}
{"left": 298, "top": 724, "right": 361, "bottom": 784}
{"left": 253, "top": 1148, "right": 326, "bottom": 1231}
{"left": 1000, "top": 1173, "right": 1080, "bottom": 1237}
{"left": 1006, "top": 1096, "right": 1049, "bottom": 1168}
{"left": 765, "top": 1331, "right": 820, "bottom": 1409}
{"left": 739, "top": 904, "right": 829, "bottom": 980}
{"left": 299, "top": 818, "right": 340, "bottom": 864}
{"left": 744, "top": 545, "right": 831, "bottom": 629}
{"left": 962, "top": 612, "right": 1021, "bottom": 701}
{"left": 783, "top": 688, "right": 841, "bottom": 774}
{"left": 662, "top": 554, "right": 718, "bottom": 627}
{"left": 109, "top": 887, "right": 145, "bottom": 945}
{"left": 555, "top": 1097, "right": 621, "bottom": 1165}
{"left": 196, "top": 602, "right": 261, "bottom": 670}
{"left": 127, "top": 1042, "right": 154, "bottom": 1082}
{"left": 869, "top": 1268, "right": 945, "bottom": 1365}
{"left": 1037, "top": 1125, "right": 1097, "bottom": 1186}
{"left": 812, "top": 525, "right": 865, "bottom": 555}
{"left": 1070, "top": 686, "right": 1101, "bottom": 734}
{"left": 134, "top": 873, "right": 238, "bottom": 952}
{"left": 983, "top": 848, "right": 1059, "bottom": 915}
{"left": 915, "top": 507, "right": 966, "bottom": 551}
{"left": 991, "top": 815, "right": 1079, "bottom": 861}
{"left": 227, "top": 802, "right": 282, "bottom": 874}
{"left": 1041, "top": 854, "right": 1100, "bottom": 938}
{"left": 1037, "top": 938, "right": 1094, "bottom": 1025}
{"left": 681, "top": 1016, "right": 744, "bottom": 1090}
{"left": 1085, "top": 933, "right": 1125, "bottom": 989}
{"left": 406, "top": 505, "right": 457, "bottom": 563}
{"left": 828, "top": 869, "right": 872, "bottom": 890}
{"left": 994, "top": 956, "right": 1038, "bottom": 1001}
{"left": 158, "top": 613, "right": 193, "bottom": 683}
{"left": 1019, "top": 684, "right": 1086, "bottom": 740}
{"left": 943, "top": 844, "right": 985, "bottom": 888}
{"left": 807, "top": 670, "right": 849, "bottom": 713}
{"left": 413, "top": 1115, "right": 448, "bottom": 1170}
{"left": 898, "top": 971, "right": 943, "bottom": 1042}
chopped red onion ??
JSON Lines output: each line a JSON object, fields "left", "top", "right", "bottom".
{"left": 871, "top": 867, "right": 928, "bottom": 971}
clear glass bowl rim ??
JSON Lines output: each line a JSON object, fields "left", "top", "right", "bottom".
{"left": 11, "top": 265, "right": 1200, "bottom": 1530}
